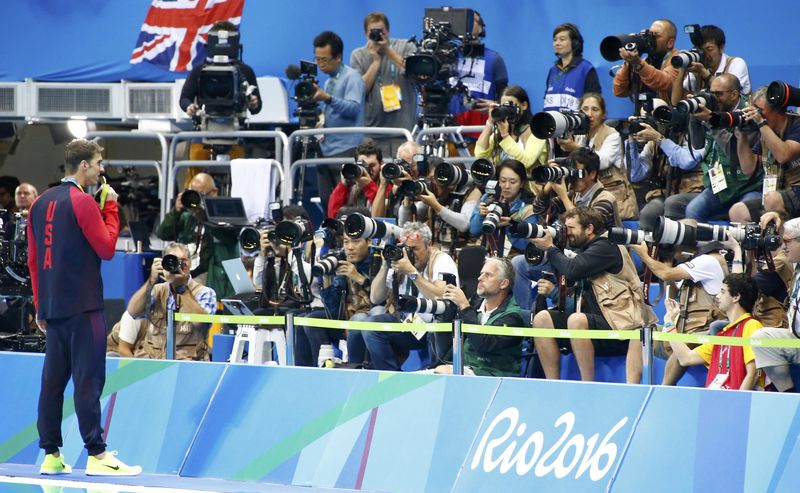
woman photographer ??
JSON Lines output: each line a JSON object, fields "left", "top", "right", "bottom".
{"left": 469, "top": 159, "right": 536, "bottom": 256}
{"left": 557, "top": 92, "right": 639, "bottom": 219}
{"left": 475, "top": 85, "right": 548, "bottom": 195}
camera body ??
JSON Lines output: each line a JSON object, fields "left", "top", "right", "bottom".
{"left": 341, "top": 160, "right": 369, "bottom": 185}
{"left": 523, "top": 221, "right": 567, "bottom": 265}
{"left": 383, "top": 244, "right": 416, "bottom": 265}
{"left": 369, "top": 28, "right": 384, "bottom": 42}
{"left": 161, "top": 254, "right": 185, "bottom": 274}
{"left": 490, "top": 101, "right": 521, "bottom": 123}
{"left": 0, "top": 210, "right": 30, "bottom": 293}
{"left": 600, "top": 29, "right": 656, "bottom": 62}
{"left": 286, "top": 60, "right": 322, "bottom": 128}
{"left": 729, "top": 223, "right": 782, "bottom": 251}
{"left": 313, "top": 249, "right": 347, "bottom": 276}
{"left": 628, "top": 115, "right": 657, "bottom": 135}
{"left": 382, "top": 159, "right": 412, "bottom": 180}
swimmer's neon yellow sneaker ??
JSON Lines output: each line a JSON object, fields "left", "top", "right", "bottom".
{"left": 86, "top": 451, "right": 142, "bottom": 476}
{"left": 39, "top": 453, "right": 72, "bottom": 474}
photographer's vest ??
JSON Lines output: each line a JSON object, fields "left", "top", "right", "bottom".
{"left": 386, "top": 248, "right": 443, "bottom": 315}
{"left": 645, "top": 139, "right": 705, "bottom": 200}
{"left": 690, "top": 56, "right": 739, "bottom": 93}
{"left": 700, "top": 102, "right": 764, "bottom": 205}
{"left": 543, "top": 58, "right": 595, "bottom": 112}
{"left": 432, "top": 187, "right": 475, "bottom": 255}
{"left": 134, "top": 281, "right": 210, "bottom": 361}
{"left": 587, "top": 125, "right": 639, "bottom": 220}
{"left": 574, "top": 183, "right": 621, "bottom": 229}
{"left": 753, "top": 252, "right": 795, "bottom": 328}
{"left": 677, "top": 254, "right": 728, "bottom": 334}
{"left": 588, "top": 246, "right": 657, "bottom": 330}
{"left": 762, "top": 113, "right": 800, "bottom": 189}
{"left": 343, "top": 260, "right": 373, "bottom": 319}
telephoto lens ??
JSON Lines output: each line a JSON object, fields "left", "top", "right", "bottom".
{"left": 382, "top": 159, "right": 410, "bottom": 180}
{"left": 481, "top": 203, "right": 505, "bottom": 234}
{"left": 341, "top": 160, "right": 368, "bottom": 184}
{"left": 397, "top": 179, "right": 429, "bottom": 197}
{"left": 766, "top": 80, "right": 800, "bottom": 109}
{"left": 180, "top": 189, "right": 202, "bottom": 210}
{"left": 676, "top": 91, "right": 716, "bottom": 114}
{"left": 344, "top": 213, "right": 402, "bottom": 240}
{"left": 161, "top": 254, "right": 183, "bottom": 274}
{"left": 653, "top": 217, "right": 697, "bottom": 247}
{"left": 312, "top": 250, "right": 346, "bottom": 276}
{"left": 274, "top": 218, "right": 312, "bottom": 246}
{"left": 524, "top": 243, "right": 548, "bottom": 265}
{"left": 239, "top": 227, "right": 263, "bottom": 253}
{"left": 470, "top": 158, "right": 495, "bottom": 187}
{"left": 397, "top": 296, "right": 452, "bottom": 316}
{"left": 670, "top": 48, "right": 703, "bottom": 68}
{"left": 608, "top": 227, "right": 651, "bottom": 245}
{"left": 695, "top": 222, "right": 729, "bottom": 242}
{"left": 531, "top": 111, "right": 589, "bottom": 139}
{"left": 434, "top": 161, "right": 470, "bottom": 188}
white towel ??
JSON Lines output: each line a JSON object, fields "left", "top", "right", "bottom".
{"left": 230, "top": 158, "right": 276, "bottom": 221}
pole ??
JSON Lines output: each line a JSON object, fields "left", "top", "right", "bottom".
{"left": 452, "top": 319, "right": 464, "bottom": 376}
{"left": 285, "top": 311, "right": 295, "bottom": 366}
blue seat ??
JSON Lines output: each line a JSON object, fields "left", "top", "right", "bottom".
{"left": 559, "top": 353, "right": 707, "bottom": 386}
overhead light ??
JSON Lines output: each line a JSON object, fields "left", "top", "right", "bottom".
{"left": 67, "top": 116, "right": 95, "bottom": 139}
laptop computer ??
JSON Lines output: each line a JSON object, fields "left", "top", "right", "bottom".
{"left": 203, "top": 196, "right": 251, "bottom": 226}
{"left": 221, "top": 298, "right": 254, "bottom": 316}
{"left": 222, "top": 258, "right": 257, "bottom": 295}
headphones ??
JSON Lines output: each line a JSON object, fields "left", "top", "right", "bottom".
{"left": 559, "top": 23, "right": 584, "bottom": 56}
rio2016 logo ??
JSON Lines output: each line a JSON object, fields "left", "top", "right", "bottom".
{"left": 470, "top": 407, "right": 629, "bottom": 481}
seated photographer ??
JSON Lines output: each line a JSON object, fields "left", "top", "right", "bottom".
{"left": 628, "top": 229, "right": 728, "bottom": 385}
{"left": 122, "top": 243, "right": 217, "bottom": 361}
{"left": 612, "top": 19, "right": 679, "bottom": 102}
{"left": 252, "top": 207, "right": 323, "bottom": 316}
{"left": 531, "top": 207, "right": 655, "bottom": 383}
{"left": 433, "top": 257, "right": 524, "bottom": 377}
{"left": 684, "top": 74, "right": 763, "bottom": 222}
{"left": 474, "top": 85, "right": 548, "bottom": 189}
{"left": 106, "top": 311, "right": 146, "bottom": 358}
{"left": 543, "top": 23, "right": 601, "bottom": 113}
{"left": 371, "top": 140, "right": 419, "bottom": 219}
{"left": 665, "top": 273, "right": 762, "bottom": 391}
{"left": 364, "top": 222, "right": 458, "bottom": 371}
{"left": 751, "top": 217, "right": 800, "bottom": 393}
{"left": 157, "top": 172, "right": 239, "bottom": 298}
{"left": 628, "top": 102, "right": 707, "bottom": 228}
{"left": 469, "top": 159, "right": 536, "bottom": 256}
{"left": 723, "top": 219, "right": 794, "bottom": 329}
{"left": 327, "top": 140, "right": 385, "bottom": 219}
{"left": 297, "top": 233, "right": 374, "bottom": 368}
{"left": 179, "top": 21, "right": 261, "bottom": 118}
{"left": 557, "top": 93, "right": 638, "bottom": 220}
{"left": 671, "top": 25, "right": 751, "bottom": 105}
{"left": 397, "top": 160, "right": 481, "bottom": 251}
{"left": 729, "top": 86, "right": 800, "bottom": 223}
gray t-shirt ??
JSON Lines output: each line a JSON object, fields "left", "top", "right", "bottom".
{"left": 350, "top": 38, "right": 418, "bottom": 131}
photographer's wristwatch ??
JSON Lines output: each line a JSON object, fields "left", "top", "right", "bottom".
{"left": 407, "top": 271, "right": 419, "bottom": 282}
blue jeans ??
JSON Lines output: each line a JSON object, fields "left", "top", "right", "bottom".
{"left": 511, "top": 254, "right": 550, "bottom": 311}
{"left": 685, "top": 188, "right": 761, "bottom": 221}
{"left": 346, "top": 306, "right": 385, "bottom": 366}
{"left": 362, "top": 313, "right": 427, "bottom": 371}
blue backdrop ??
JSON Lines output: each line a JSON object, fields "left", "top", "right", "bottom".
{"left": 3, "top": 0, "right": 800, "bottom": 117}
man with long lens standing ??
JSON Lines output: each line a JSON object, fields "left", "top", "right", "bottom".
{"left": 612, "top": 19, "right": 679, "bottom": 102}
{"left": 28, "top": 138, "right": 141, "bottom": 476}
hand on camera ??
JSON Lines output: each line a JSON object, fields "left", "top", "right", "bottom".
{"left": 531, "top": 231, "right": 554, "bottom": 250}
{"left": 336, "top": 260, "right": 363, "bottom": 283}
{"left": 367, "top": 39, "right": 387, "bottom": 61}
{"left": 312, "top": 84, "right": 331, "bottom": 103}
{"left": 494, "top": 119, "right": 510, "bottom": 139}
{"left": 692, "top": 106, "right": 712, "bottom": 121}
{"left": 478, "top": 202, "right": 488, "bottom": 217}
{"left": 247, "top": 94, "right": 259, "bottom": 110}
{"left": 720, "top": 231, "right": 742, "bottom": 255}
{"left": 149, "top": 258, "right": 165, "bottom": 284}
{"left": 687, "top": 62, "right": 710, "bottom": 79}
{"left": 759, "top": 211, "right": 783, "bottom": 232}
{"left": 186, "top": 103, "right": 200, "bottom": 117}
{"left": 633, "top": 123, "right": 662, "bottom": 143}
{"left": 442, "top": 284, "right": 470, "bottom": 310}
{"left": 392, "top": 249, "right": 416, "bottom": 276}
{"left": 472, "top": 99, "right": 494, "bottom": 114}
{"left": 418, "top": 188, "right": 439, "bottom": 208}
{"left": 627, "top": 241, "right": 649, "bottom": 259}
{"left": 741, "top": 104, "right": 765, "bottom": 125}
{"left": 619, "top": 48, "right": 641, "bottom": 66}
{"left": 556, "top": 136, "right": 577, "bottom": 152}
{"left": 537, "top": 278, "right": 555, "bottom": 297}
{"left": 259, "top": 230, "right": 272, "bottom": 256}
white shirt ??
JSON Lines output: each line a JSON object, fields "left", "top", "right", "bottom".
{"left": 575, "top": 131, "right": 623, "bottom": 171}
{"left": 386, "top": 250, "right": 459, "bottom": 323}
{"left": 476, "top": 299, "right": 499, "bottom": 325}
{"left": 677, "top": 254, "right": 725, "bottom": 295}
{"left": 684, "top": 52, "right": 751, "bottom": 95}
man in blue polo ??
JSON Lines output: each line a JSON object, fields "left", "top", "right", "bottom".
{"left": 28, "top": 138, "right": 141, "bottom": 476}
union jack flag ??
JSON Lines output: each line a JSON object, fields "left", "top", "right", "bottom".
{"left": 130, "top": 0, "right": 244, "bottom": 72}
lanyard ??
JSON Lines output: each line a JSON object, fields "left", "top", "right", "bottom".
{"left": 61, "top": 177, "right": 84, "bottom": 193}
{"left": 717, "top": 318, "right": 747, "bottom": 372}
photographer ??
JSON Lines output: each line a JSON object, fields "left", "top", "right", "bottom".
{"left": 671, "top": 25, "right": 751, "bottom": 104}
{"left": 350, "top": 12, "right": 418, "bottom": 155}
{"left": 252, "top": 206, "right": 323, "bottom": 314}
{"left": 543, "top": 23, "right": 601, "bottom": 112}
{"left": 157, "top": 172, "right": 238, "bottom": 298}
{"left": 469, "top": 159, "right": 536, "bottom": 256}
{"left": 448, "top": 10, "right": 508, "bottom": 132}
{"left": 612, "top": 19, "right": 679, "bottom": 102}
{"left": 665, "top": 273, "right": 762, "bottom": 390}
{"left": 531, "top": 207, "right": 655, "bottom": 383}
{"left": 2, "top": 182, "right": 37, "bottom": 240}
{"left": 558, "top": 93, "right": 639, "bottom": 220}
{"left": 433, "top": 257, "right": 524, "bottom": 376}
{"left": 179, "top": 21, "right": 261, "bottom": 117}
{"left": 298, "top": 233, "right": 374, "bottom": 368}
{"left": 628, "top": 230, "right": 728, "bottom": 385}
{"left": 475, "top": 85, "right": 548, "bottom": 192}
{"left": 371, "top": 140, "right": 419, "bottom": 219}
{"left": 364, "top": 222, "right": 458, "bottom": 371}
{"left": 628, "top": 100, "right": 707, "bottom": 228}
{"left": 312, "top": 31, "right": 366, "bottom": 212}
{"left": 123, "top": 243, "right": 217, "bottom": 361}
{"left": 327, "top": 141, "right": 384, "bottom": 219}
{"left": 684, "top": 74, "right": 763, "bottom": 221}
{"left": 729, "top": 86, "right": 800, "bottom": 223}
{"left": 751, "top": 217, "right": 800, "bottom": 393}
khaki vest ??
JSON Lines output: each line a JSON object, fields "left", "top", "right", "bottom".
{"left": 753, "top": 252, "right": 795, "bottom": 328}
{"left": 592, "top": 125, "right": 639, "bottom": 220}
{"left": 106, "top": 318, "right": 147, "bottom": 354}
{"left": 678, "top": 254, "right": 729, "bottom": 334}
{"left": 589, "top": 245, "right": 657, "bottom": 329}
{"left": 134, "top": 280, "right": 211, "bottom": 361}
{"left": 763, "top": 113, "right": 800, "bottom": 189}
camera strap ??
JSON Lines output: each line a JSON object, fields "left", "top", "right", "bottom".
{"left": 260, "top": 255, "right": 278, "bottom": 308}
{"left": 292, "top": 246, "right": 313, "bottom": 304}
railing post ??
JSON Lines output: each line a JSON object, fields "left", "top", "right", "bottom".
{"left": 167, "top": 308, "right": 175, "bottom": 360}
{"left": 285, "top": 312, "right": 295, "bottom": 366}
{"left": 452, "top": 319, "right": 464, "bottom": 376}
{"left": 642, "top": 325, "right": 654, "bottom": 385}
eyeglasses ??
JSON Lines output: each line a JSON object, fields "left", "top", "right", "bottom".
{"left": 314, "top": 56, "right": 335, "bottom": 63}
{"left": 710, "top": 90, "right": 735, "bottom": 97}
